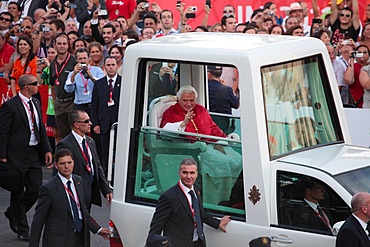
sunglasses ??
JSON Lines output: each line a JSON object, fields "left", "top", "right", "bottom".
{"left": 75, "top": 119, "right": 91, "bottom": 124}
{"left": 0, "top": 17, "right": 11, "bottom": 22}
{"left": 340, "top": 13, "right": 351, "bottom": 18}
{"left": 25, "top": 81, "right": 38, "bottom": 86}
{"left": 223, "top": 10, "right": 234, "bottom": 14}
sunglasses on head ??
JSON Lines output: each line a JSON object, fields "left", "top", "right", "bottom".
{"left": 0, "top": 17, "right": 11, "bottom": 22}
{"left": 340, "top": 13, "right": 351, "bottom": 18}
{"left": 25, "top": 81, "right": 38, "bottom": 86}
{"left": 75, "top": 119, "right": 91, "bottom": 124}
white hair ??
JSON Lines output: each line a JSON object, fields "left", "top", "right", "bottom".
{"left": 176, "top": 85, "right": 198, "bottom": 99}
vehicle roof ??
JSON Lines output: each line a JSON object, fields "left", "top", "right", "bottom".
{"left": 128, "top": 32, "right": 325, "bottom": 61}
{"left": 279, "top": 145, "right": 370, "bottom": 176}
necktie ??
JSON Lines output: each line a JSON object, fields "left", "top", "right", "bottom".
{"left": 28, "top": 100, "right": 40, "bottom": 142}
{"left": 189, "top": 190, "right": 204, "bottom": 241}
{"left": 317, "top": 206, "right": 330, "bottom": 227}
{"left": 67, "top": 180, "right": 83, "bottom": 232}
{"left": 82, "top": 138, "right": 93, "bottom": 183}
{"left": 108, "top": 79, "right": 113, "bottom": 93}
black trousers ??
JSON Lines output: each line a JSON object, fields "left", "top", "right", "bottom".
{"left": 193, "top": 240, "right": 205, "bottom": 247}
{"left": 9, "top": 146, "right": 42, "bottom": 234}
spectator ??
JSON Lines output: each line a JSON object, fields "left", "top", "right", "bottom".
{"left": 117, "top": 16, "right": 129, "bottom": 33}
{"left": 211, "top": 23, "right": 223, "bottom": 32}
{"left": 330, "top": 0, "right": 360, "bottom": 45}
{"left": 106, "top": 0, "right": 136, "bottom": 20}
{"left": 344, "top": 45, "right": 369, "bottom": 107}
{"left": 243, "top": 25, "right": 257, "bottom": 34}
{"left": 285, "top": 17, "right": 300, "bottom": 32}
{"left": 36, "top": 44, "right": 60, "bottom": 144}
{"left": 359, "top": 51, "right": 370, "bottom": 108}
{"left": 65, "top": 19, "right": 78, "bottom": 34}
{"left": 100, "top": 23, "right": 117, "bottom": 58}
{"left": 269, "top": 24, "right": 284, "bottom": 35}
{"left": 10, "top": 36, "right": 38, "bottom": 97}
{"left": 235, "top": 23, "right": 247, "bottom": 33}
{"left": 143, "top": 12, "right": 159, "bottom": 33}
{"left": 0, "top": 12, "right": 13, "bottom": 34}
{"left": 364, "top": 4, "right": 370, "bottom": 23}
{"left": 140, "top": 26, "right": 155, "bottom": 40}
{"left": 194, "top": 26, "right": 208, "bottom": 32}
{"left": 8, "top": 2, "right": 22, "bottom": 25}
{"left": 313, "top": 28, "right": 331, "bottom": 44}
{"left": 75, "top": 0, "right": 105, "bottom": 35}
{"left": 108, "top": 45, "right": 124, "bottom": 76}
{"left": 49, "top": 19, "right": 65, "bottom": 40}
{"left": 358, "top": 22, "right": 370, "bottom": 51}
{"left": 256, "top": 28, "right": 268, "bottom": 34}
{"left": 67, "top": 30, "right": 79, "bottom": 51}
{"left": 263, "top": 1, "right": 283, "bottom": 25}
{"left": 72, "top": 38, "right": 87, "bottom": 53}
{"left": 285, "top": 25, "right": 304, "bottom": 36}
{"left": 88, "top": 41, "right": 104, "bottom": 68}
{"left": 285, "top": 2, "right": 307, "bottom": 34}
{"left": 50, "top": 32, "right": 77, "bottom": 139}
{"left": 83, "top": 20, "right": 92, "bottom": 36}
{"left": 262, "top": 18, "right": 274, "bottom": 32}
{"left": 310, "top": 18, "right": 324, "bottom": 37}
{"left": 221, "top": 15, "right": 236, "bottom": 33}
{"left": 155, "top": 10, "right": 179, "bottom": 37}
{"left": 326, "top": 44, "right": 347, "bottom": 104}
{"left": 111, "top": 20, "right": 124, "bottom": 44}
{"left": 223, "top": 5, "right": 235, "bottom": 17}
{"left": 0, "top": 31, "right": 15, "bottom": 105}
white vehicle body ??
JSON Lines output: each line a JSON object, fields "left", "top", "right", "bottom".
{"left": 108, "top": 33, "right": 370, "bottom": 247}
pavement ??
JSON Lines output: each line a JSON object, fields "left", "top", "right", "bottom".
{"left": 0, "top": 166, "right": 111, "bottom": 247}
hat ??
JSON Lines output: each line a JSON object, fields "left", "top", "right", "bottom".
{"left": 207, "top": 65, "right": 223, "bottom": 71}
{"left": 249, "top": 237, "right": 271, "bottom": 247}
{"left": 146, "top": 234, "right": 172, "bottom": 247}
{"left": 286, "top": 2, "right": 302, "bottom": 15}
{"left": 328, "top": 0, "right": 343, "bottom": 5}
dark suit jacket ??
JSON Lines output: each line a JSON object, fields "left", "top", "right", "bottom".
{"left": 18, "top": 0, "right": 39, "bottom": 20}
{"left": 29, "top": 174, "right": 101, "bottom": 247}
{"left": 336, "top": 215, "right": 370, "bottom": 247}
{"left": 292, "top": 201, "right": 332, "bottom": 234}
{"left": 55, "top": 133, "right": 112, "bottom": 207}
{"left": 75, "top": 0, "right": 106, "bottom": 35}
{"left": 91, "top": 75, "right": 121, "bottom": 135}
{"left": 0, "top": 95, "right": 51, "bottom": 166}
{"left": 148, "top": 183, "right": 220, "bottom": 247}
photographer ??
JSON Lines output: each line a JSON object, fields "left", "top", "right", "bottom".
{"left": 64, "top": 48, "right": 104, "bottom": 115}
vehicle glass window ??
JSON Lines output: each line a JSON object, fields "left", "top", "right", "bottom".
{"left": 277, "top": 171, "right": 351, "bottom": 235}
{"left": 334, "top": 166, "right": 370, "bottom": 195}
{"left": 261, "top": 56, "right": 343, "bottom": 158}
{"left": 128, "top": 60, "right": 245, "bottom": 219}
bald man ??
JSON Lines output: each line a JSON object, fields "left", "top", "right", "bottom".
{"left": 336, "top": 192, "right": 370, "bottom": 247}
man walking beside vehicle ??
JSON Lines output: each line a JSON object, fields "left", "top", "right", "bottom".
{"left": 336, "top": 192, "right": 370, "bottom": 247}
{"left": 147, "top": 158, "right": 231, "bottom": 247}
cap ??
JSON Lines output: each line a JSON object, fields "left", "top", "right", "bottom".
{"left": 328, "top": 0, "right": 343, "bottom": 5}
{"left": 286, "top": 2, "right": 303, "bottom": 15}
{"left": 207, "top": 65, "right": 223, "bottom": 71}
{"left": 249, "top": 237, "right": 271, "bottom": 247}
{"left": 146, "top": 234, "right": 172, "bottom": 247}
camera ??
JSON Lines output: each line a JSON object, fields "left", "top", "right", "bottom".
{"left": 190, "top": 6, "right": 197, "bottom": 12}
{"left": 80, "top": 64, "right": 90, "bottom": 79}
{"left": 67, "top": 3, "right": 77, "bottom": 8}
{"left": 20, "top": 27, "right": 25, "bottom": 33}
{"left": 98, "top": 9, "right": 108, "bottom": 16}
{"left": 143, "top": 2, "right": 150, "bottom": 8}
{"left": 342, "top": 40, "right": 350, "bottom": 45}
{"left": 51, "top": 2, "right": 59, "bottom": 10}
{"left": 40, "top": 24, "right": 50, "bottom": 32}
{"left": 350, "top": 51, "right": 363, "bottom": 59}
{"left": 37, "top": 59, "right": 45, "bottom": 64}
{"left": 268, "top": 11, "right": 274, "bottom": 16}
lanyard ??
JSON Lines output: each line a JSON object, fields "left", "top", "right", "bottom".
{"left": 20, "top": 97, "right": 35, "bottom": 126}
{"left": 315, "top": 208, "right": 332, "bottom": 232}
{"left": 78, "top": 141, "right": 92, "bottom": 173}
{"left": 63, "top": 182, "right": 80, "bottom": 208}
{"left": 78, "top": 66, "right": 90, "bottom": 92}
{"left": 178, "top": 181, "right": 195, "bottom": 218}
{"left": 54, "top": 53, "right": 71, "bottom": 85}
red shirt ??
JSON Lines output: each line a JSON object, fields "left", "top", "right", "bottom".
{"left": 106, "top": 0, "right": 136, "bottom": 20}
{"left": 349, "top": 63, "right": 364, "bottom": 107}
{"left": 160, "top": 103, "right": 226, "bottom": 142}
{"left": 0, "top": 43, "right": 15, "bottom": 106}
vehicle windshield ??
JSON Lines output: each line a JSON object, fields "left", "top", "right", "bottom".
{"left": 261, "top": 55, "right": 343, "bottom": 158}
{"left": 334, "top": 166, "right": 370, "bottom": 195}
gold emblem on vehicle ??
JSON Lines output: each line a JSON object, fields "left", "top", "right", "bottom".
{"left": 248, "top": 185, "right": 261, "bottom": 205}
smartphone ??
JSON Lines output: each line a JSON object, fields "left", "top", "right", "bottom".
{"left": 162, "top": 62, "right": 168, "bottom": 67}
{"left": 206, "top": 0, "right": 211, "bottom": 8}
{"left": 143, "top": 2, "right": 150, "bottom": 8}
{"left": 186, "top": 13, "right": 196, "bottom": 18}
{"left": 176, "top": 0, "right": 181, "bottom": 7}
{"left": 312, "top": 18, "right": 322, "bottom": 24}
{"left": 190, "top": 6, "right": 197, "bottom": 12}
{"left": 98, "top": 9, "right": 108, "bottom": 16}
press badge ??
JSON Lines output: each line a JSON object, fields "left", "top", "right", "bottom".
{"left": 108, "top": 100, "right": 115, "bottom": 107}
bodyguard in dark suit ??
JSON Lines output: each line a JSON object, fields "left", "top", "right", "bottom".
{"left": 336, "top": 192, "right": 370, "bottom": 247}
{"left": 292, "top": 181, "right": 333, "bottom": 234}
{"left": 29, "top": 148, "right": 110, "bottom": 247}
{"left": 91, "top": 56, "right": 121, "bottom": 175}
{"left": 55, "top": 110, "right": 112, "bottom": 210}
{"left": 0, "top": 75, "right": 52, "bottom": 241}
{"left": 147, "top": 158, "right": 231, "bottom": 247}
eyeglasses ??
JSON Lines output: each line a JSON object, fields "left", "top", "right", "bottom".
{"left": 25, "top": 81, "right": 38, "bottom": 86}
{"left": 75, "top": 119, "right": 91, "bottom": 124}
{"left": 0, "top": 17, "right": 11, "bottom": 22}
{"left": 223, "top": 10, "right": 234, "bottom": 14}
{"left": 340, "top": 13, "right": 351, "bottom": 18}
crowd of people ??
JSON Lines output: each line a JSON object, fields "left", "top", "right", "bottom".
{"left": 0, "top": 0, "right": 369, "bottom": 245}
